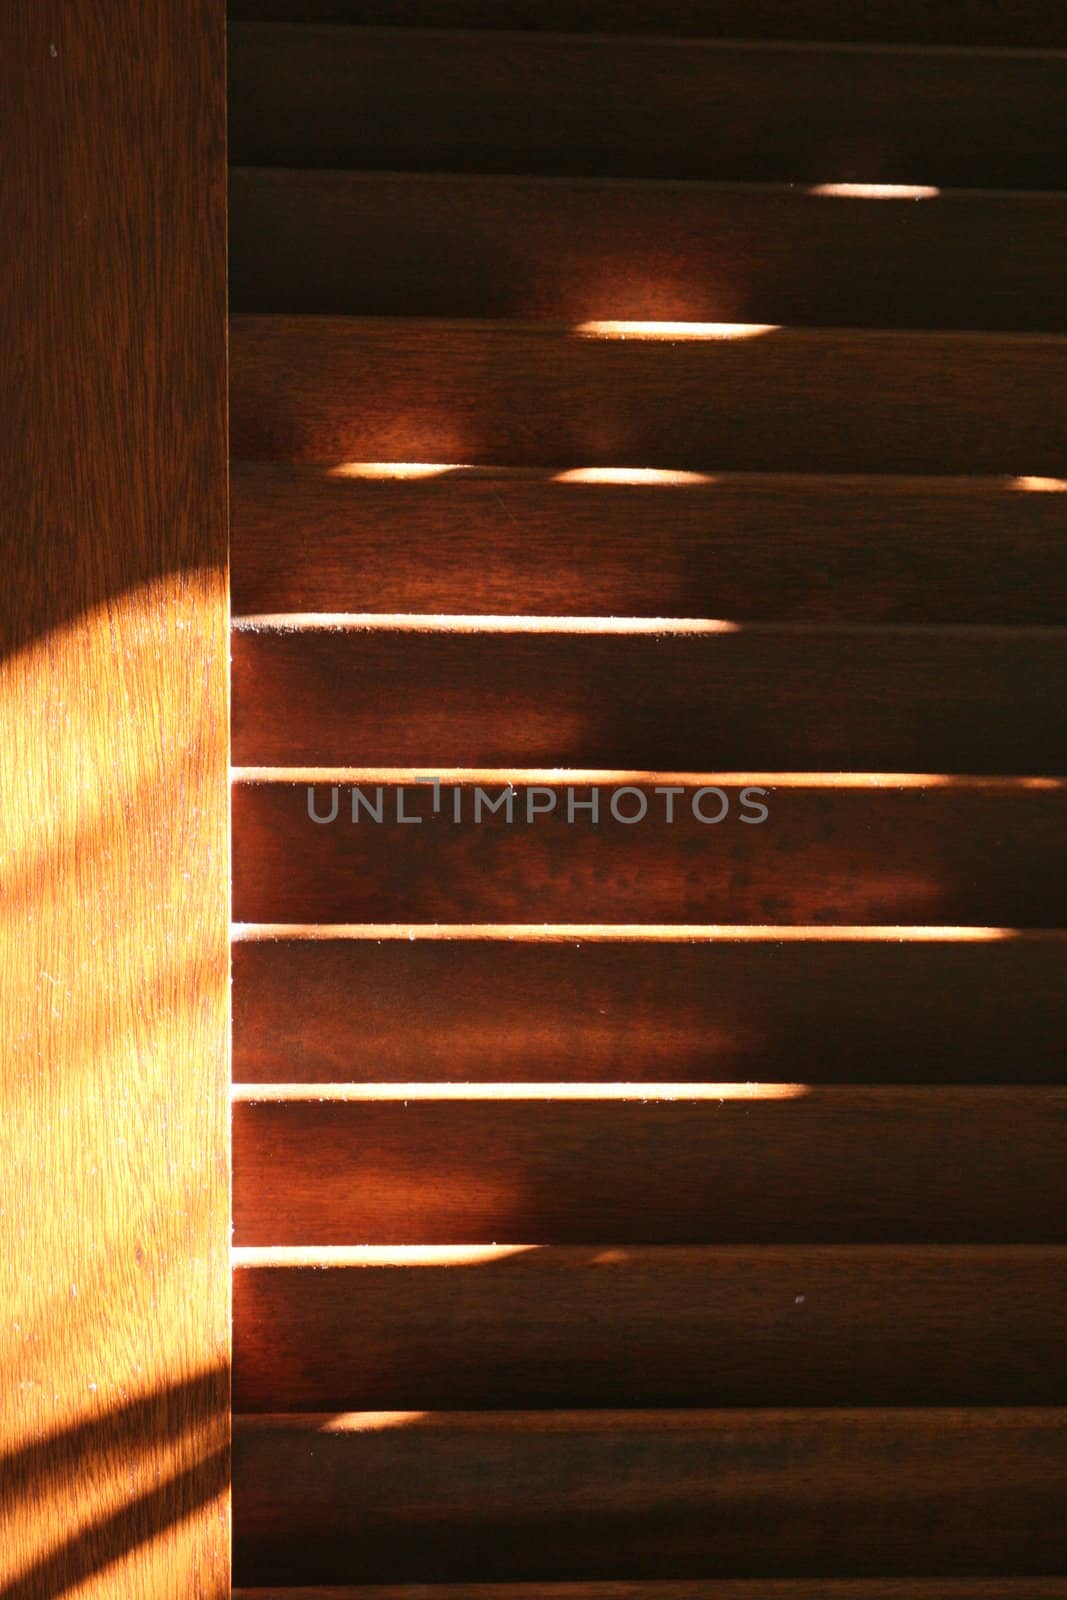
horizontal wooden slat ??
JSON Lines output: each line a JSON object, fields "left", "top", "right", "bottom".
{"left": 232, "top": 776, "right": 1067, "bottom": 925}
{"left": 232, "top": 1243, "right": 1067, "bottom": 1410}
{"left": 231, "top": 1585, "right": 1067, "bottom": 1600}
{"left": 231, "top": 927, "right": 1067, "bottom": 1083}
{"left": 231, "top": 1085, "right": 1067, "bottom": 1245}
{"left": 231, "top": 624, "right": 1067, "bottom": 771}
{"left": 227, "top": 28, "right": 1067, "bottom": 188}
{"left": 230, "top": 465, "right": 1067, "bottom": 624}
{"left": 230, "top": 170, "right": 1067, "bottom": 331}
{"left": 230, "top": 1582, "right": 1067, "bottom": 1600}
{"left": 232, "top": 1407, "right": 1067, "bottom": 1582}
{"left": 224, "top": 1, "right": 1067, "bottom": 46}
{"left": 228, "top": 318, "right": 1067, "bottom": 474}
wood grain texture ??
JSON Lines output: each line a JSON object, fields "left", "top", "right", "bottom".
{"left": 227, "top": 26, "right": 1067, "bottom": 187}
{"left": 224, "top": 1, "right": 1067, "bottom": 46}
{"left": 0, "top": 2, "right": 230, "bottom": 1597}
{"left": 231, "top": 928, "right": 1067, "bottom": 1083}
{"left": 228, "top": 317, "right": 1067, "bottom": 475}
{"left": 231, "top": 1086, "right": 1067, "bottom": 1245}
{"left": 231, "top": 777, "right": 1067, "bottom": 925}
{"left": 230, "top": 624, "right": 1067, "bottom": 771}
{"left": 232, "top": 1408, "right": 1067, "bottom": 1582}
{"left": 230, "top": 465, "right": 1067, "bottom": 624}
{"left": 229, "top": 170, "right": 1067, "bottom": 331}
{"left": 232, "top": 1244, "right": 1067, "bottom": 1410}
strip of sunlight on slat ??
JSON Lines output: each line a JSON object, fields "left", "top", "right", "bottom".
{"left": 231, "top": 1082, "right": 809, "bottom": 1102}
{"left": 810, "top": 183, "right": 941, "bottom": 198}
{"left": 231, "top": 768, "right": 1066, "bottom": 791}
{"left": 553, "top": 467, "right": 716, "bottom": 484}
{"left": 232, "top": 1245, "right": 540, "bottom": 1267}
{"left": 231, "top": 924, "right": 1040, "bottom": 943}
{"left": 232, "top": 613, "right": 740, "bottom": 634}
{"left": 573, "top": 321, "right": 780, "bottom": 339}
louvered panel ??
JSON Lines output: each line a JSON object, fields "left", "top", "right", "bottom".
{"left": 232, "top": 776, "right": 1067, "bottom": 925}
{"left": 232, "top": 1245, "right": 1067, "bottom": 1410}
{"left": 230, "top": 170, "right": 1067, "bottom": 330}
{"left": 232, "top": 1409, "right": 1067, "bottom": 1583}
{"left": 232, "top": 927, "right": 1067, "bottom": 1083}
{"left": 227, "top": 27, "right": 1067, "bottom": 187}
{"left": 230, "top": 318, "right": 1067, "bottom": 474}
{"left": 226, "top": 0, "right": 1067, "bottom": 1592}
{"left": 230, "top": 467, "right": 1067, "bottom": 624}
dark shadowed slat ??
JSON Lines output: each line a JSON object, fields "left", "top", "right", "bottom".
{"left": 232, "top": 1243, "right": 1067, "bottom": 1410}
{"left": 230, "top": 1585, "right": 1067, "bottom": 1600}
{"left": 231, "top": 1585, "right": 1067, "bottom": 1600}
{"left": 231, "top": 927, "right": 1067, "bottom": 1083}
{"left": 230, "top": 625, "right": 1067, "bottom": 772}
{"left": 231, "top": 777, "right": 1067, "bottom": 926}
{"left": 231, "top": 1085, "right": 1067, "bottom": 1245}
{"left": 224, "top": 1, "right": 1067, "bottom": 46}
{"left": 232, "top": 1408, "right": 1067, "bottom": 1583}
{"left": 229, "top": 466, "right": 1067, "bottom": 624}
{"left": 227, "top": 27, "right": 1067, "bottom": 188}
{"left": 228, "top": 317, "right": 1067, "bottom": 474}
{"left": 229, "top": 170, "right": 1067, "bottom": 331}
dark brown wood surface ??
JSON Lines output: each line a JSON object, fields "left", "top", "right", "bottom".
{"left": 232, "top": 1408, "right": 1067, "bottom": 1583}
{"left": 228, "top": 26, "right": 1067, "bottom": 187}
{"left": 227, "top": 2, "right": 1067, "bottom": 1587}
{"left": 231, "top": 1585, "right": 1067, "bottom": 1600}
{"left": 0, "top": 1, "right": 230, "bottom": 1596}
{"left": 230, "top": 170, "right": 1067, "bottom": 329}
{"left": 231, "top": 777, "right": 1067, "bottom": 925}
{"left": 230, "top": 624, "right": 1067, "bottom": 771}
{"left": 231, "top": 1086, "right": 1067, "bottom": 1245}
{"left": 232, "top": 1244, "right": 1067, "bottom": 1410}
{"left": 229, "top": 317, "right": 1067, "bottom": 475}
{"left": 230, "top": 466, "right": 1067, "bottom": 624}
{"left": 226, "top": 1, "right": 1067, "bottom": 45}
{"left": 231, "top": 927, "right": 1067, "bottom": 1083}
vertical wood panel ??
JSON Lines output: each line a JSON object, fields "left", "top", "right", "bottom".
{"left": 0, "top": 3, "right": 230, "bottom": 1597}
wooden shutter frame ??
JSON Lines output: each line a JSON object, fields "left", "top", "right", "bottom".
{"left": 1, "top": 4, "right": 231, "bottom": 1596}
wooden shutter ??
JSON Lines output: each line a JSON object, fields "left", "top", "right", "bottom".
{"left": 226, "top": 4, "right": 1067, "bottom": 1595}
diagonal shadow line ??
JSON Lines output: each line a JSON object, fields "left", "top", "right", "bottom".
{"left": 0, "top": 1367, "right": 226, "bottom": 1495}
{"left": 0, "top": 1445, "right": 228, "bottom": 1600}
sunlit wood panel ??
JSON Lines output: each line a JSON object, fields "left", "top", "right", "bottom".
{"left": 0, "top": 2, "right": 230, "bottom": 1595}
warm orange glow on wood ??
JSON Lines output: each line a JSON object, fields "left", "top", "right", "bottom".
{"left": 1, "top": 3, "right": 230, "bottom": 1595}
